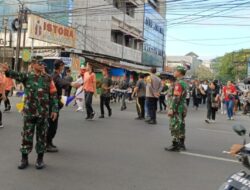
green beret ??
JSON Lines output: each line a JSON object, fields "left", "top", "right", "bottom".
{"left": 176, "top": 66, "right": 186, "bottom": 75}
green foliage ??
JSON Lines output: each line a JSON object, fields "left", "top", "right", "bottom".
{"left": 194, "top": 65, "right": 214, "bottom": 81}
{"left": 212, "top": 49, "right": 249, "bottom": 83}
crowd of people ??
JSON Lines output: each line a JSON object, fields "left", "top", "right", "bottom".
{"left": 1, "top": 58, "right": 250, "bottom": 170}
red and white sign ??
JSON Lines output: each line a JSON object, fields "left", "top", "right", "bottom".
{"left": 27, "top": 14, "right": 76, "bottom": 48}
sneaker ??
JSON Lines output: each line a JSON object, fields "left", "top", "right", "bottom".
{"left": 135, "top": 117, "right": 143, "bottom": 120}
{"left": 108, "top": 109, "right": 112, "bottom": 117}
{"left": 99, "top": 115, "right": 104, "bottom": 119}
{"left": 46, "top": 145, "right": 58, "bottom": 153}
{"left": 85, "top": 116, "right": 91, "bottom": 120}
{"left": 231, "top": 117, "right": 234, "bottom": 120}
{"left": 90, "top": 112, "right": 96, "bottom": 120}
{"left": 148, "top": 120, "right": 157, "bottom": 125}
{"left": 205, "top": 119, "right": 210, "bottom": 124}
{"left": 76, "top": 107, "right": 84, "bottom": 112}
{"left": 0, "top": 124, "right": 3, "bottom": 128}
{"left": 210, "top": 120, "right": 215, "bottom": 123}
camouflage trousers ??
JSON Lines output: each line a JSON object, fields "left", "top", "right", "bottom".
{"left": 169, "top": 113, "right": 185, "bottom": 143}
{"left": 20, "top": 116, "right": 48, "bottom": 155}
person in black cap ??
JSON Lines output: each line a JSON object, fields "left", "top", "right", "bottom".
{"left": 46, "top": 59, "right": 78, "bottom": 152}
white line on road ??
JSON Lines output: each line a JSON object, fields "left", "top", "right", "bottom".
{"left": 180, "top": 151, "right": 239, "bottom": 163}
{"left": 198, "top": 128, "right": 235, "bottom": 135}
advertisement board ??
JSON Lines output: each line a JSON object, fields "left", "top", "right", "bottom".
{"left": 27, "top": 14, "right": 76, "bottom": 48}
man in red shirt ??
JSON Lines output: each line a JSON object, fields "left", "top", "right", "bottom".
{"left": 223, "top": 81, "right": 237, "bottom": 120}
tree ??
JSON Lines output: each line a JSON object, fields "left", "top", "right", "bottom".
{"left": 194, "top": 65, "right": 214, "bottom": 81}
{"left": 212, "top": 49, "right": 249, "bottom": 83}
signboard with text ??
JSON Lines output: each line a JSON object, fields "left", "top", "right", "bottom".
{"left": 27, "top": 14, "right": 76, "bottom": 48}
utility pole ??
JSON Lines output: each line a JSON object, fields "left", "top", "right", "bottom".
{"left": 2, "top": 17, "right": 8, "bottom": 63}
{"left": 14, "top": 3, "right": 24, "bottom": 71}
{"left": 84, "top": 0, "right": 89, "bottom": 51}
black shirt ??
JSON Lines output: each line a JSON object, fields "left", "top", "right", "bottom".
{"left": 52, "top": 72, "right": 71, "bottom": 98}
{"left": 207, "top": 88, "right": 219, "bottom": 104}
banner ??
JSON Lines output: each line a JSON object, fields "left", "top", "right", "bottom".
{"left": 27, "top": 14, "right": 76, "bottom": 48}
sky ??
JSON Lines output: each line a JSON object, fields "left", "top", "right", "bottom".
{"left": 166, "top": 0, "right": 250, "bottom": 59}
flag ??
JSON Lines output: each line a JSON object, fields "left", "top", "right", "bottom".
{"left": 16, "top": 91, "right": 24, "bottom": 97}
{"left": 66, "top": 96, "right": 75, "bottom": 106}
{"left": 16, "top": 102, "right": 24, "bottom": 112}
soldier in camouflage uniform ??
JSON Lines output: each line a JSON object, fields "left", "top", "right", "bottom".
{"left": 165, "top": 66, "right": 187, "bottom": 152}
{"left": 2, "top": 61, "right": 58, "bottom": 170}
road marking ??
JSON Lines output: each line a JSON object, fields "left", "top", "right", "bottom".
{"left": 198, "top": 128, "right": 235, "bottom": 135}
{"left": 180, "top": 151, "right": 239, "bottom": 163}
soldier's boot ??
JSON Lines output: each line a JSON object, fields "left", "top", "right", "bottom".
{"left": 179, "top": 138, "right": 186, "bottom": 151}
{"left": 165, "top": 141, "right": 180, "bottom": 152}
{"left": 18, "top": 154, "right": 29, "bottom": 170}
{"left": 35, "top": 153, "right": 45, "bottom": 170}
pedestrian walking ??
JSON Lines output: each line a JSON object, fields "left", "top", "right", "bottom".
{"left": 84, "top": 63, "right": 97, "bottom": 120}
{"left": 202, "top": 81, "right": 220, "bottom": 124}
{"left": 3, "top": 76, "right": 14, "bottom": 111}
{"left": 47, "top": 60, "right": 77, "bottom": 152}
{"left": 2, "top": 61, "right": 58, "bottom": 170}
{"left": 64, "top": 69, "right": 73, "bottom": 97}
{"left": 74, "top": 75, "right": 85, "bottom": 112}
{"left": 0, "top": 68, "right": 6, "bottom": 128}
{"left": 99, "top": 68, "right": 112, "bottom": 118}
{"left": 192, "top": 80, "right": 202, "bottom": 110}
{"left": 118, "top": 77, "right": 129, "bottom": 111}
{"left": 165, "top": 66, "right": 187, "bottom": 152}
{"left": 133, "top": 73, "right": 146, "bottom": 120}
{"left": 186, "top": 83, "right": 191, "bottom": 107}
{"left": 223, "top": 81, "right": 237, "bottom": 120}
{"left": 201, "top": 80, "right": 208, "bottom": 104}
{"left": 159, "top": 79, "right": 168, "bottom": 112}
{"left": 145, "top": 67, "right": 162, "bottom": 125}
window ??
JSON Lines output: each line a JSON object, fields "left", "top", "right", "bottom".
{"left": 125, "top": 35, "right": 133, "bottom": 48}
{"left": 125, "top": 3, "right": 135, "bottom": 17}
{"left": 113, "top": 0, "right": 122, "bottom": 9}
{"left": 113, "top": 0, "right": 136, "bottom": 18}
{"left": 111, "top": 30, "right": 123, "bottom": 45}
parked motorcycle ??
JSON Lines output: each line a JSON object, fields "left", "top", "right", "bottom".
{"left": 219, "top": 124, "right": 250, "bottom": 190}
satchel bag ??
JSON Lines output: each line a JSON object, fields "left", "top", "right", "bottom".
{"left": 211, "top": 102, "right": 219, "bottom": 108}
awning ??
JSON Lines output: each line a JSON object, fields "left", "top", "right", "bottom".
{"left": 85, "top": 55, "right": 151, "bottom": 72}
{"left": 126, "top": 0, "right": 139, "bottom": 7}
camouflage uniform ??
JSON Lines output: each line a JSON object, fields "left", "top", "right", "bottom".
{"left": 5, "top": 70, "right": 58, "bottom": 154}
{"left": 168, "top": 79, "right": 187, "bottom": 146}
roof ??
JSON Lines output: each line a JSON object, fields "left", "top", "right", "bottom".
{"left": 185, "top": 52, "right": 199, "bottom": 57}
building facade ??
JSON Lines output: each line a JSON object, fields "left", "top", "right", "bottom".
{"left": 72, "top": 0, "right": 166, "bottom": 71}
{"left": 72, "top": 0, "right": 144, "bottom": 66}
{"left": 142, "top": 0, "right": 165, "bottom": 69}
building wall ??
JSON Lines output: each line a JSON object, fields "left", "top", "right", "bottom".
{"left": 73, "top": 0, "right": 144, "bottom": 64}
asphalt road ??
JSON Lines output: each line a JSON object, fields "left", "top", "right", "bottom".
{"left": 0, "top": 97, "right": 249, "bottom": 190}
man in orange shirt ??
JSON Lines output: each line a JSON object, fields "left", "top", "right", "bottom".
{"left": 0, "top": 69, "right": 6, "bottom": 128}
{"left": 84, "top": 63, "right": 96, "bottom": 120}
{"left": 4, "top": 77, "right": 14, "bottom": 111}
